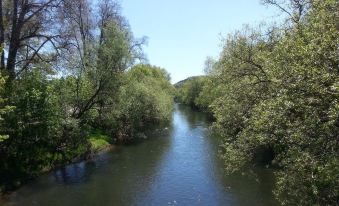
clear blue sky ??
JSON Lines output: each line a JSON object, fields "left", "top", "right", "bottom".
{"left": 120, "top": 0, "right": 278, "bottom": 83}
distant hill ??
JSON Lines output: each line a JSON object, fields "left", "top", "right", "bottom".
{"left": 174, "top": 75, "right": 205, "bottom": 88}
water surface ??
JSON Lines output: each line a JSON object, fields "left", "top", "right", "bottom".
{"left": 2, "top": 104, "right": 278, "bottom": 206}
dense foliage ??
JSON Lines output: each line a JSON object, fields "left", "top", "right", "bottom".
{"left": 0, "top": 0, "right": 174, "bottom": 192}
{"left": 99, "top": 64, "right": 175, "bottom": 141}
{"left": 176, "top": 76, "right": 208, "bottom": 109}
{"left": 0, "top": 74, "right": 14, "bottom": 143}
{"left": 178, "top": 0, "right": 338, "bottom": 205}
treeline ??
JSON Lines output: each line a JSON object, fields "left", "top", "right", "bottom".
{"left": 177, "top": 0, "right": 338, "bottom": 205}
{"left": 0, "top": 0, "right": 174, "bottom": 192}
{"left": 176, "top": 76, "right": 208, "bottom": 110}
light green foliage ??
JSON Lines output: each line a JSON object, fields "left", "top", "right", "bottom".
{"left": 0, "top": 0, "right": 175, "bottom": 193}
{"left": 0, "top": 71, "right": 89, "bottom": 185}
{"left": 88, "top": 130, "right": 110, "bottom": 151}
{"left": 180, "top": 0, "right": 338, "bottom": 204}
{"left": 89, "top": 138, "right": 110, "bottom": 151}
{"left": 1, "top": 71, "right": 64, "bottom": 177}
{"left": 195, "top": 77, "right": 221, "bottom": 111}
{"left": 70, "top": 20, "right": 135, "bottom": 120}
{"left": 97, "top": 22, "right": 134, "bottom": 73}
{"left": 0, "top": 74, "right": 14, "bottom": 142}
{"left": 109, "top": 64, "right": 175, "bottom": 140}
{"left": 177, "top": 76, "right": 208, "bottom": 109}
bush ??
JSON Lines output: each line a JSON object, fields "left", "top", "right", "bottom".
{"left": 105, "top": 64, "right": 175, "bottom": 141}
{"left": 177, "top": 0, "right": 339, "bottom": 204}
{"left": 176, "top": 76, "right": 208, "bottom": 110}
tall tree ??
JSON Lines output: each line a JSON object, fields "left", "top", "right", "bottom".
{"left": 0, "top": 0, "right": 5, "bottom": 70}
{"left": 1, "top": 0, "right": 63, "bottom": 81}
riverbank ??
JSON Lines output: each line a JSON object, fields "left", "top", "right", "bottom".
{"left": 0, "top": 142, "right": 116, "bottom": 205}
{"left": 0, "top": 130, "right": 116, "bottom": 196}
{"left": 1, "top": 104, "right": 278, "bottom": 206}
{"left": 0, "top": 124, "right": 170, "bottom": 197}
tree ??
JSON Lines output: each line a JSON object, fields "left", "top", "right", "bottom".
{"left": 177, "top": 76, "right": 207, "bottom": 109}
{"left": 0, "top": 0, "right": 152, "bottom": 191}
{"left": 0, "top": 0, "right": 64, "bottom": 81}
{"left": 178, "top": 0, "right": 338, "bottom": 204}
{"left": 57, "top": 0, "right": 146, "bottom": 120}
{"left": 262, "top": 0, "right": 311, "bottom": 24}
{"left": 0, "top": 74, "right": 14, "bottom": 142}
{"left": 109, "top": 64, "right": 175, "bottom": 141}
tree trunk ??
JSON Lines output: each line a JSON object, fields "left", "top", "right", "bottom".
{"left": 5, "top": 0, "right": 20, "bottom": 80}
{"left": 0, "top": 0, "right": 5, "bottom": 70}
{"left": 6, "top": 0, "right": 26, "bottom": 81}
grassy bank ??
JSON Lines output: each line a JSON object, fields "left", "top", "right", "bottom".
{"left": 88, "top": 130, "right": 111, "bottom": 152}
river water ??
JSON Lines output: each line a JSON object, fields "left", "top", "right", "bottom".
{"left": 2, "top": 104, "right": 278, "bottom": 206}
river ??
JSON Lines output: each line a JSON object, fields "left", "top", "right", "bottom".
{"left": 2, "top": 104, "right": 278, "bottom": 206}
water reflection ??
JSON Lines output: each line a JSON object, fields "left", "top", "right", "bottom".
{"left": 3, "top": 103, "right": 278, "bottom": 206}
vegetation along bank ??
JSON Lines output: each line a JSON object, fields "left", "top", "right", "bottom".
{"left": 176, "top": 0, "right": 338, "bottom": 205}
{"left": 0, "top": 0, "right": 174, "bottom": 193}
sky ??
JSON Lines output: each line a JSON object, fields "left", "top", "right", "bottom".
{"left": 120, "top": 0, "right": 278, "bottom": 83}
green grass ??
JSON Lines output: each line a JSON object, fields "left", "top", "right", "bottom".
{"left": 88, "top": 130, "right": 111, "bottom": 151}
